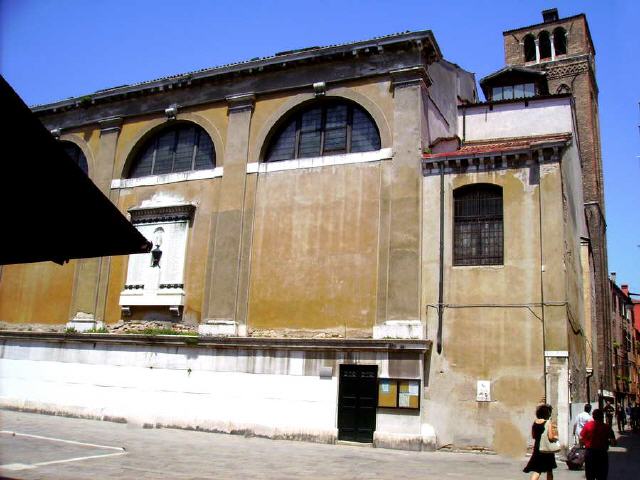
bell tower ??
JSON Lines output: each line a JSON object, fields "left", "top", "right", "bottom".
{"left": 502, "top": 9, "right": 612, "bottom": 401}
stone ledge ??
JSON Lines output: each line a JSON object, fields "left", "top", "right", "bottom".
{"left": 373, "top": 320, "right": 424, "bottom": 340}
{"left": 0, "top": 331, "right": 432, "bottom": 352}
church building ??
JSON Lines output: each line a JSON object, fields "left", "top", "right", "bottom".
{"left": 0, "top": 9, "right": 606, "bottom": 454}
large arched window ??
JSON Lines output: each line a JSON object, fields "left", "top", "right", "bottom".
{"left": 265, "top": 100, "right": 381, "bottom": 162}
{"left": 61, "top": 141, "right": 88, "bottom": 175}
{"left": 538, "top": 31, "right": 552, "bottom": 60}
{"left": 127, "top": 123, "right": 215, "bottom": 178}
{"left": 523, "top": 34, "right": 536, "bottom": 62}
{"left": 553, "top": 27, "right": 567, "bottom": 56}
{"left": 453, "top": 184, "right": 503, "bottom": 266}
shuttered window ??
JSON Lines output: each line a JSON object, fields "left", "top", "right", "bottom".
{"left": 265, "top": 101, "right": 380, "bottom": 162}
{"left": 128, "top": 123, "right": 215, "bottom": 178}
{"left": 61, "top": 141, "right": 88, "bottom": 175}
{"left": 453, "top": 185, "right": 503, "bottom": 266}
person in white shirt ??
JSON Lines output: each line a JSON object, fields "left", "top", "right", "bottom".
{"left": 574, "top": 403, "right": 593, "bottom": 443}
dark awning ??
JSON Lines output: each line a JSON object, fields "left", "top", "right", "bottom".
{"left": 0, "top": 75, "right": 152, "bottom": 265}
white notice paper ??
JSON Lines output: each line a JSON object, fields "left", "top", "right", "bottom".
{"left": 408, "top": 382, "right": 419, "bottom": 395}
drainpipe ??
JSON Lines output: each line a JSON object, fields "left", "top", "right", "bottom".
{"left": 437, "top": 162, "right": 445, "bottom": 354}
{"left": 462, "top": 106, "right": 466, "bottom": 144}
{"left": 537, "top": 150, "right": 547, "bottom": 401}
{"left": 586, "top": 367, "right": 594, "bottom": 402}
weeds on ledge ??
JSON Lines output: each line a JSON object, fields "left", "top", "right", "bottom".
{"left": 138, "top": 328, "right": 197, "bottom": 336}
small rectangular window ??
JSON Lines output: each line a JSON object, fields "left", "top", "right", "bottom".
{"left": 502, "top": 86, "right": 514, "bottom": 100}
{"left": 492, "top": 87, "right": 503, "bottom": 101}
{"left": 524, "top": 83, "right": 536, "bottom": 97}
{"left": 514, "top": 84, "right": 525, "bottom": 99}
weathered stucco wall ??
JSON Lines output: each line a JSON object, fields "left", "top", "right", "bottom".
{"left": 422, "top": 166, "right": 547, "bottom": 455}
{"left": 248, "top": 162, "right": 383, "bottom": 334}
{"left": 460, "top": 97, "right": 573, "bottom": 142}
{"left": 0, "top": 337, "right": 425, "bottom": 447}
{"left": 0, "top": 261, "right": 76, "bottom": 325}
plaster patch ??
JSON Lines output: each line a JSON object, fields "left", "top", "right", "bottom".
{"left": 139, "top": 192, "right": 188, "bottom": 208}
{"left": 492, "top": 419, "right": 526, "bottom": 458}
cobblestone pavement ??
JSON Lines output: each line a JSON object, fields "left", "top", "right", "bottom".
{"left": 0, "top": 410, "right": 638, "bottom": 480}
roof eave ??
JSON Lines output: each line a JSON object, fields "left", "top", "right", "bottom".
{"left": 32, "top": 30, "right": 442, "bottom": 114}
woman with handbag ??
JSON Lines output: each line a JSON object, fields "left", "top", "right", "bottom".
{"left": 523, "top": 404, "right": 559, "bottom": 480}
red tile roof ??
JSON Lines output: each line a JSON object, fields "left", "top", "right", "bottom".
{"left": 423, "top": 133, "right": 571, "bottom": 160}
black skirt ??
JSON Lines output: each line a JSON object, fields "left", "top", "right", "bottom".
{"left": 523, "top": 422, "right": 558, "bottom": 473}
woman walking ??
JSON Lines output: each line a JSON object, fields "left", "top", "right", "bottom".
{"left": 523, "top": 404, "right": 558, "bottom": 480}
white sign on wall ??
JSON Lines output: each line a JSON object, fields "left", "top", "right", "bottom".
{"left": 476, "top": 380, "right": 491, "bottom": 402}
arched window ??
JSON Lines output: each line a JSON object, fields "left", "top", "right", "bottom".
{"left": 538, "top": 31, "right": 552, "bottom": 60}
{"left": 127, "top": 123, "right": 215, "bottom": 178}
{"left": 523, "top": 34, "right": 536, "bottom": 62}
{"left": 61, "top": 141, "right": 88, "bottom": 175}
{"left": 265, "top": 100, "right": 381, "bottom": 162}
{"left": 453, "top": 184, "right": 503, "bottom": 266}
{"left": 553, "top": 27, "right": 567, "bottom": 56}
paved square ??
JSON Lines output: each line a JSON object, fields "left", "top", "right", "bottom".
{"left": 0, "top": 410, "right": 637, "bottom": 479}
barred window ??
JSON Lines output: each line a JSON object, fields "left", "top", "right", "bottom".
{"left": 127, "top": 123, "right": 215, "bottom": 178}
{"left": 453, "top": 184, "right": 503, "bottom": 266}
{"left": 265, "top": 100, "right": 380, "bottom": 162}
{"left": 61, "top": 141, "right": 88, "bottom": 175}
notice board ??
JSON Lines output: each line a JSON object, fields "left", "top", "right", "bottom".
{"left": 377, "top": 379, "right": 420, "bottom": 409}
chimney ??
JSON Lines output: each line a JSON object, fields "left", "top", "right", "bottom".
{"left": 542, "top": 8, "right": 559, "bottom": 23}
{"left": 610, "top": 272, "right": 617, "bottom": 284}
{"left": 621, "top": 285, "right": 629, "bottom": 296}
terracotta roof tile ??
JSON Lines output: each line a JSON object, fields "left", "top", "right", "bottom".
{"left": 423, "top": 133, "right": 571, "bottom": 160}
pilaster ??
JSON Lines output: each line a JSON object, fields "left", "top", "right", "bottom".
{"left": 381, "top": 68, "right": 428, "bottom": 326}
{"left": 200, "top": 94, "right": 254, "bottom": 336}
{"left": 67, "top": 117, "right": 122, "bottom": 330}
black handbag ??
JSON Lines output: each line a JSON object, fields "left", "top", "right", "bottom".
{"left": 566, "top": 445, "right": 586, "bottom": 470}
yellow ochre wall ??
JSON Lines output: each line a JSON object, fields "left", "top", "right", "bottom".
{"left": 248, "top": 162, "right": 383, "bottom": 334}
{"left": 0, "top": 261, "right": 76, "bottom": 325}
{"left": 0, "top": 78, "right": 395, "bottom": 329}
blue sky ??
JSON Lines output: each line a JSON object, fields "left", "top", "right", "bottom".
{"left": 1, "top": 0, "right": 638, "bottom": 289}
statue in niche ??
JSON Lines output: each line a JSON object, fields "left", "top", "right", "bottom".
{"left": 150, "top": 227, "right": 164, "bottom": 267}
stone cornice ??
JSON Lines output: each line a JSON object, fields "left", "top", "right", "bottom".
{"left": 128, "top": 204, "right": 196, "bottom": 224}
{"left": 0, "top": 331, "right": 432, "bottom": 352}
{"left": 390, "top": 66, "right": 431, "bottom": 89}
{"left": 98, "top": 116, "right": 123, "bottom": 133}
{"left": 226, "top": 93, "right": 255, "bottom": 114}
{"left": 422, "top": 136, "right": 571, "bottom": 176}
{"left": 33, "top": 30, "right": 441, "bottom": 116}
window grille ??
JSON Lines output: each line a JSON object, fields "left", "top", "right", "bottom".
{"left": 61, "top": 141, "right": 88, "bottom": 175}
{"left": 128, "top": 123, "right": 215, "bottom": 178}
{"left": 453, "top": 185, "right": 503, "bottom": 266}
{"left": 265, "top": 100, "right": 380, "bottom": 162}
